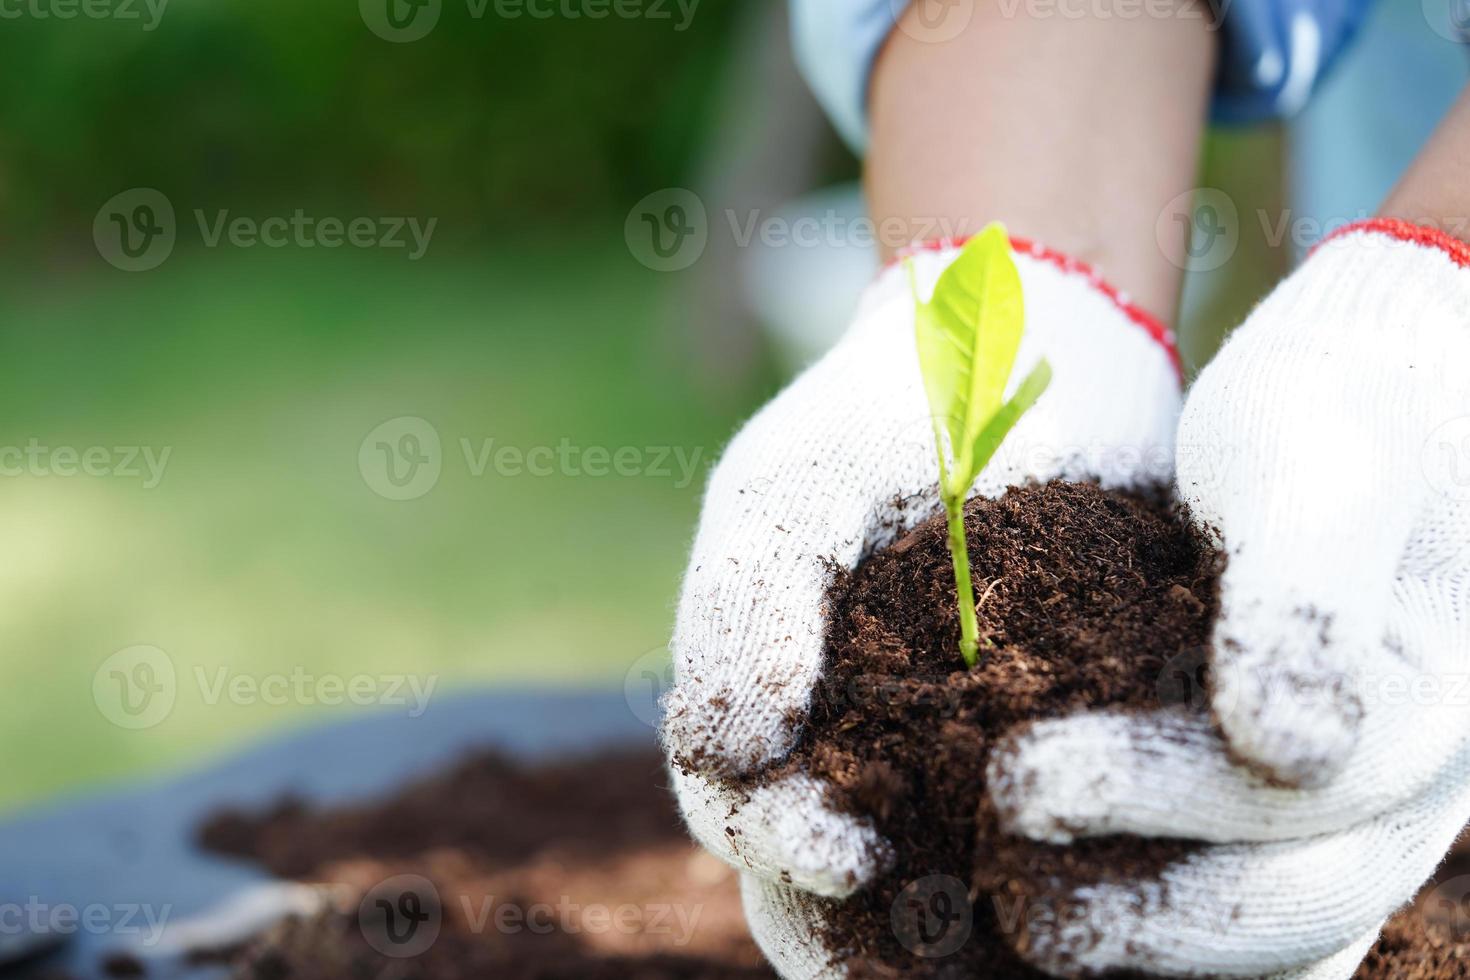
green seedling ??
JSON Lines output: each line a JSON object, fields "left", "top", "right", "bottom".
{"left": 909, "top": 223, "right": 1052, "bottom": 668}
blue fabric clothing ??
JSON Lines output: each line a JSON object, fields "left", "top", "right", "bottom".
{"left": 791, "top": 0, "right": 1379, "bottom": 150}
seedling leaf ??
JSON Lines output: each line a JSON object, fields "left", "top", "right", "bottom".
{"left": 909, "top": 223, "right": 1051, "bottom": 667}
{"left": 966, "top": 358, "right": 1052, "bottom": 480}
{"left": 913, "top": 223, "right": 1025, "bottom": 493}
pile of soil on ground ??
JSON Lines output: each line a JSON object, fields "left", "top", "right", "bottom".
{"left": 184, "top": 480, "right": 1466, "bottom": 979}
{"left": 1352, "top": 840, "right": 1470, "bottom": 979}
{"left": 187, "top": 725, "right": 1470, "bottom": 980}
{"left": 196, "top": 749, "right": 773, "bottom": 980}
{"left": 749, "top": 480, "right": 1219, "bottom": 978}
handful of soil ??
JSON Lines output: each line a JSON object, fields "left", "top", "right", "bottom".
{"left": 749, "top": 480, "right": 1215, "bottom": 977}
{"left": 745, "top": 479, "right": 1470, "bottom": 978}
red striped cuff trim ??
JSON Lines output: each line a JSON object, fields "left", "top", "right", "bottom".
{"left": 890, "top": 235, "right": 1182, "bottom": 383}
{"left": 1317, "top": 218, "right": 1470, "bottom": 269}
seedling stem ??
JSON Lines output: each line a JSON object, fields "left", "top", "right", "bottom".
{"left": 909, "top": 224, "right": 1051, "bottom": 668}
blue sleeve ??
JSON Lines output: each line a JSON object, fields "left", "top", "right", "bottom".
{"left": 790, "top": 0, "right": 1380, "bottom": 153}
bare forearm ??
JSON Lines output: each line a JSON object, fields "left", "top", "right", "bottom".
{"left": 1380, "top": 84, "right": 1470, "bottom": 243}
{"left": 866, "top": 0, "right": 1218, "bottom": 321}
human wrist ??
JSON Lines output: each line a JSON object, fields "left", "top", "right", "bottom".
{"left": 1375, "top": 87, "right": 1470, "bottom": 249}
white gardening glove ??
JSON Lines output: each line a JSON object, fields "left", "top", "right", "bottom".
{"left": 987, "top": 219, "right": 1470, "bottom": 977}
{"left": 737, "top": 878, "right": 1387, "bottom": 980}
{"left": 659, "top": 236, "right": 1182, "bottom": 975}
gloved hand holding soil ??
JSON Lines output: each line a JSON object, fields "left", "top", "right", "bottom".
{"left": 664, "top": 227, "right": 1470, "bottom": 979}
{"left": 661, "top": 226, "right": 1181, "bottom": 965}
{"left": 662, "top": 5, "right": 1470, "bottom": 971}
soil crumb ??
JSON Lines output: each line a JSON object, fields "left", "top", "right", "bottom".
{"left": 197, "top": 749, "right": 773, "bottom": 979}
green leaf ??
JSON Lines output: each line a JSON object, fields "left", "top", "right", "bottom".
{"left": 908, "top": 222, "right": 1050, "bottom": 670}
{"left": 966, "top": 357, "right": 1052, "bottom": 477}
{"left": 912, "top": 223, "right": 1026, "bottom": 497}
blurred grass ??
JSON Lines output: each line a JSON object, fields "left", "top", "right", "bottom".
{"left": 0, "top": 238, "right": 765, "bottom": 813}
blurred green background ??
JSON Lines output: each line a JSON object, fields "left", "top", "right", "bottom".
{"left": 0, "top": 0, "right": 1292, "bottom": 812}
{"left": 0, "top": 0, "right": 791, "bottom": 811}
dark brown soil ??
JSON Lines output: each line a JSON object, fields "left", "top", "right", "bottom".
{"left": 100, "top": 954, "right": 146, "bottom": 977}
{"left": 200, "top": 750, "right": 683, "bottom": 879}
{"left": 186, "top": 735, "right": 1463, "bottom": 980}
{"left": 748, "top": 480, "right": 1218, "bottom": 977}
{"left": 1352, "top": 838, "right": 1470, "bottom": 979}
{"left": 196, "top": 749, "right": 773, "bottom": 979}
{"left": 743, "top": 479, "right": 1470, "bottom": 978}
{"left": 182, "top": 479, "right": 1462, "bottom": 979}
